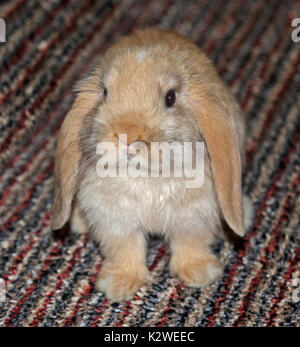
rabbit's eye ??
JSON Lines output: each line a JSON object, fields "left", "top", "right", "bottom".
{"left": 165, "top": 89, "right": 176, "bottom": 108}
{"left": 103, "top": 87, "right": 108, "bottom": 98}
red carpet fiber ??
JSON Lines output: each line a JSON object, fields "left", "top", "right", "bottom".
{"left": 0, "top": 0, "right": 299, "bottom": 326}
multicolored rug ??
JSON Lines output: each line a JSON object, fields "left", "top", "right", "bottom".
{"left": 0, "top": 0, "right": 299, "bottom": 327}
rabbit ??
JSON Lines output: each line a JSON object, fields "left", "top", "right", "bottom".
{"left": 51, "top": 28, "right": 253, "bottom": 302}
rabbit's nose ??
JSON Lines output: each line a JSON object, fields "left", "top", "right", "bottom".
{"left": 117, "top": 133, "right": 140, "bottom": 158}
{"left": 127, "top": 141, "right": 139, "bottom": 157}
{"left": 117, "top": 132, "right": 139, "bottom": 146}
{"left": 126, "top": 133, "right": 139, "bottom": 146}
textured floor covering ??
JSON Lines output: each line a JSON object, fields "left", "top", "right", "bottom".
{"left": 0, "top": 0, "right": 299, "bottom": 327}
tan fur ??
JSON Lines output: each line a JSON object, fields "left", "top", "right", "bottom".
{"left": 170, "top": 230, "right": 222, "bottom": 287}
{"left": 52, "top": 72, "right": 102, "bottom": 229}
{"left": 190, "top": 95, "right": 244, "bottom": 236}
{"left": 52, "top": 28, "right": 253, "bottom": 301}
{"left": 95, "top": 232, "right": 149, "bottom": 301}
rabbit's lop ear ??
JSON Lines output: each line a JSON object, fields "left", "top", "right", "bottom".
{"left": 190, "top": 91, "right": 245, "bottom": 236}
{"left": 51, "top": 74, "right": 101, "bottom": 230}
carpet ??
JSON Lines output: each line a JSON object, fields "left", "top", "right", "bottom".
{"left": 0, "top": 0, "right": 299, "bottom": 327}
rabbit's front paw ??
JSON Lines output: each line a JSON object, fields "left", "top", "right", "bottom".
{"left": 96, "top": 262, "right": 149, "bottom": 302}
{"left": 170, "top": 254, "right": 223, "bottom": 288}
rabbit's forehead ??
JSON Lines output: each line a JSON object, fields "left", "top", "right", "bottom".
{"left": 105, "top": 49, "right": 180, "bottom": 88}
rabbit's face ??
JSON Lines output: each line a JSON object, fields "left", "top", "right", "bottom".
{"left": 83, "top": 49, "right": 202, "bottom": 170}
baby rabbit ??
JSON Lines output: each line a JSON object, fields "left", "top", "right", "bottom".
{"left": 51, "top": 28, "right": 253, "bottom": 301}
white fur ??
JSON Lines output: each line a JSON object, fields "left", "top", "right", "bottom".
{"left": 136, "top": 50, "right": 148, "bottom": 63}
{"left": 71, "top": 206, "right": 89, "bottom": 234}
{"left": 206, "top": 263, "right": 223, "bottom": 281}
{"left": 77, "top": 165, "right": 221, "bottom": 239}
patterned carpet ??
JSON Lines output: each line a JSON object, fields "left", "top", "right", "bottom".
{"left": 0, "top": 0, "right": 299, "bottom": 327}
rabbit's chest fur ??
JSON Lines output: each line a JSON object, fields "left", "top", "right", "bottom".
{"left": 78, "top": 168, "right": 220, "bottom": 235}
